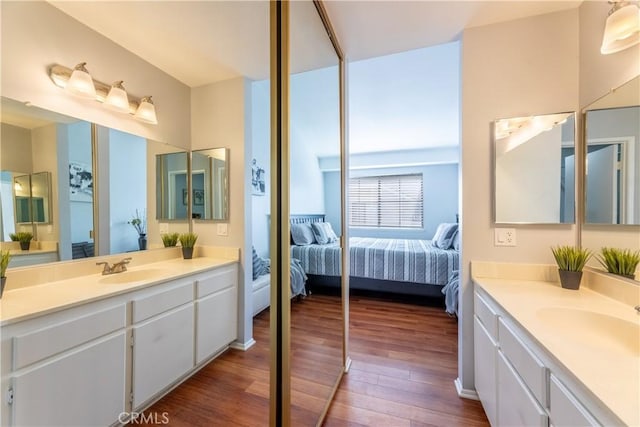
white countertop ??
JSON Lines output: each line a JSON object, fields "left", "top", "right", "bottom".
{"left": 474, "top": 276, "right": 640, "bottom": 426}
{"left": 0, "top": 257, "right": 236, "bottom": 326}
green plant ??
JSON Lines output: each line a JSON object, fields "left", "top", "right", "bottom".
{"left": 597, "top": 247, "right": 640, "bottom": 277}
{"left": 11, "top": 232, "right": 33, "bottom": 243}
{"left": 161, "top": 232, "right": 180, "bottom": 247}
{"left": 179, "top": 232, "right": 198, "bottom": 248}
{"left": 551, "top": 245, "right": 591, "bottom": 272}
{"left": 128, "top": 209, "right": 147, "bottom": 235}
{"left": 1, "top": 250, "right": 11, "bottom": 278}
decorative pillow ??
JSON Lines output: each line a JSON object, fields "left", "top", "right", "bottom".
{"left": 432, "top": 223, "right": 458, "bottom": 250}
{"left": 311, "top": 222, "right": 338, "bottom": 245}
{"left": 252, "top": 247, "right": 269, "bottom": 280}
{"left": 290, "top": 223, "right": 316, "bottom": 246}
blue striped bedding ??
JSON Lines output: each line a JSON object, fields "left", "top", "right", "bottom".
{"left": 291, "top": 237, "right": 459, "bottom": 286}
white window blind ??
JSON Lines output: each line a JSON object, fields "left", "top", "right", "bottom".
{"left": 349, "top": 174, "right": 423, "bottom": 228}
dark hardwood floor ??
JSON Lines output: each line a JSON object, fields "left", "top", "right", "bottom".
{"left": 134, "top": 294, "right": 488, "bottom": 426}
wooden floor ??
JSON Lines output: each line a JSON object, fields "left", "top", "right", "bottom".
{"left": 135, "top": 294, "right": 488, "bottom": 426}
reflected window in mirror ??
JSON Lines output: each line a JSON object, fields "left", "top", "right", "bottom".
{"left": 494, "top": 112, "right": 576, "bottom": 224}
{"left": 191, "top": 148, "right": 229, "bottom": 221}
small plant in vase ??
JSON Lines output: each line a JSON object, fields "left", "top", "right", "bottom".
{"left": 10, "top": 232, "right": 33, "bottom": 251}
{"left": 597, "top": 247, "right": 640, "bottom": 280}
{"left": 179, "top": 233, "right": 198, "bottom": 259}
{"left": 161, "top": 232, "right": 180, "bottom": 248}
{"left": 551, "top": 245, "right": 592, "bottom": 290}
{"left": 1, "top": 250, "right": 11, "bottom": 298}
{"left": 128, "top": 209, "right": 147, "bottom": 250}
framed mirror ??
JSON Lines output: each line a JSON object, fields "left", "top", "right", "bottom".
{"left": 584, "top": 75, "right": 639, "bottom": 225}
{"left": 191, "top": 148, "right": 229, "bottom": 221}
{"left": 494, "top": 112, "right": 576, "bottom": 224}
{"left": 156, "top": 152, "right": 189, "bottom": 221}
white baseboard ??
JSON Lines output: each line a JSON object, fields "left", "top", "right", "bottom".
{"left": 454, "top": 377, "right": 479, "bottom": 400}
{"left": 230, "top": 338, "right": 256, "bottom": 351}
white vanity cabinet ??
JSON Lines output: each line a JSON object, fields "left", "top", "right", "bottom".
{"left": 473, "top": 286, "right": 614, "bottom": 427}
{"left": 1, "top": 303, "right": 128, "bottom": 427}
{"left": 1, "top": 261, "right": 239, "bottom": 427}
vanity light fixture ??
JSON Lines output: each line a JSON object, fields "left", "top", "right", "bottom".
{"left": 48, "top": 63, "right": 158, "bottom": 125}
{"left": 134, "top": 96, "right": 158, "bottom": 124}
{"left": 66, "top": 62, "right": 97, "bottom": 99}
{"left": 104, "top": 81, "right": 130, "bottom": 114}
{"left": 601, "top": 1, "right": 640, "bottom": 54}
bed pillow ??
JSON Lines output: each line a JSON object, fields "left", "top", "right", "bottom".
{"left": 290, "top": 223, "right": 316, "bottom": 246}
{"left": 452, "top": 229, "right": 461, "bottom": 251}
{"left": 311, "top": 222, "right": 338, "bottom": 245}
{"left": 252, "top": 247, "right": 269, "bottom": 280}
{"left": 432, "top": 223, "right": 458, "bottom": 250}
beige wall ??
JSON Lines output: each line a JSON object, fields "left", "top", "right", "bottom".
{"left": 1, "top": 1, "right": 191, "bottom": 149}
{"left": 1, "top": 123, "right": 33, "bottom": 173}
{"left": 459, "top": 8, "right": 580, "bottom": 392}
{"left": 31, "top": 124, "right": 59, "bottom": 243}
{"left": 191, "top": 77, "right": 253, "bottom": 346}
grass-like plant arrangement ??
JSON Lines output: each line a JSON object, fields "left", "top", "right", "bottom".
{"left": 597, "top": 247, "right": 640, "bottom": 279}
{"left": 161, "top": 232, "right": 180, "bottom": 247}
{"left": 178, "top": 233, "right": 198, "bottom": 259}
{"left": 551, "top": 245, "right": 592, "bottom": 290}
{"left": 1, "top": 250, "right": 11, "bottom": 298}
{"left": 9, "top": 231, "right": 33, "bottom": 243}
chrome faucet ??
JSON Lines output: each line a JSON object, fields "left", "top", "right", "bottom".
{"left": 96, "top": 257, "right": 132, "bottom": 275}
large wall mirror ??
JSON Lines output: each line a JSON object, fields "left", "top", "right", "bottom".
{"left": 494, "top": 112, "right": 576, "bottom": 224}
{"left": 1, "top": 96, "right": 188, "bottom": 265}
{"left": 582, "top": 75, "right": 640, "bottom": 281}
{"left": 156, "top": 152, "right": 189, "bottom": 221}
{"left": 191, "top": 148, "right": 229, "bottom": 221}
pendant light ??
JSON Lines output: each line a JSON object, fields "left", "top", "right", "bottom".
{"left": 104, "top": 81, "right": 130, "bottom": 113}
{"left": 66, "top": 62, "right": 96, "bottom": 99}
{"left": 134, "top": 96, "right": 158, "bottom": 124}
{"left": 601, "top": 1, "right": 640, "bottom": 54}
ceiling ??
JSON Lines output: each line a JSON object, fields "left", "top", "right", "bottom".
{"left": 49, "top": 1, "right": 582, "bottom": 88}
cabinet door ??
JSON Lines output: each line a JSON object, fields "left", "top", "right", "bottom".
{"left": 11, "top": 333, "right": 126, "bottom": 427}
{"left": 549, "top": 374, "right": 599, "bottom": 427}
{"left": 133, "top": 304, "right": 195, "bottom": 408}
{"left": 196, "top": 286, "right": 237, "bottom": 364}
{"left": 497, "top": 352, "right": 548, "bottom": 427}
{"left": 474, "top": 316, "right": 498, "bottom": 426}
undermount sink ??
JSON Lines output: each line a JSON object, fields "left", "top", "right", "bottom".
{"left": 99, "top": 268, "right": 169, "bottom": 285}
{"left": 536, "top": 307, "right": 640, "bottom": 357}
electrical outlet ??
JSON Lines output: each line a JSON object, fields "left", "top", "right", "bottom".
{"left": 217, "top": 223, "right": 228, "bottom": 236}
{"left": 494, "top": 228, "right": 516, "bottom": 246}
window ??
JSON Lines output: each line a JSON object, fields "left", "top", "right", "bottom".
{"left": 349, "top": 173, "right": 423, "bottom": 228}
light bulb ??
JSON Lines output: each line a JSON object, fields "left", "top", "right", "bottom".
{"left": 134, "top": 96, "right": 158, "bottom": 124}
{"left": 66, "top": 62, "right": 96, "bottom": 99}
{"left": 104, "top": 81, "right": 130, "bottom": 113}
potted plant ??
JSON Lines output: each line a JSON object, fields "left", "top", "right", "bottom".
{"left": 179, "top": 232, "right": 198, "bottom": 259}
{"left": 11, "top": 232, "right": 33, "bottom": 251}
{"left": 551, "top": 245, "right": 592, "bottom": 290}
{"left": 597, "top": 247, "right": 640, "bottom": 280}
{"left": 128, "top": 209, "right": 147, "bottom": 250}
{"left": 1, "top": 250, "right": 11, "bottom": 298}
{"left": 161, "top": 232, "right": 180, "bottom": 248}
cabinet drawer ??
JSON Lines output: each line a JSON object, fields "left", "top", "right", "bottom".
{"left": 550, "top": 374, "right": 600, "bottom": 427}
{"left": 13, "top": 304, "right": 126, "bottom": 370}
{"left": 499, "top": 317, "right": 547, "bottom": 405}
{"left": 196, "top": 265, "right": 237, "bottom": 298}
{"left": 498, "top": 351, "right": 548, "bottom": 427}
{"left": 474, "top": 290, "right": 498, "bottom": 340}
{"left": 132, "top": 280, "right": 193, "bottom": 323}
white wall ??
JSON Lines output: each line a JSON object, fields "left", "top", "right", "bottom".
{"left": 67, "top": 121, "right": 93, "bottom": 246}
{"left": 31, "top": 124, "right": 59, "bottom": 244}
{"left": 1, "top": 123, "right": 32, "bottom": 173}
{"left": 1, "top": 1, "right": 190, "bottom": 149}
{"left": 459, "top": 8, "right": 579, "bottom": 392}
{"left": 251, "top": 80, "right": 271, "bottom": 257}
{"left": 191, "top": 77, "right": 253, "bottom": 347}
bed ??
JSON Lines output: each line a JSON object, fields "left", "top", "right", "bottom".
{"left": 289, "top": 215, "right": 460, "bottom": 298}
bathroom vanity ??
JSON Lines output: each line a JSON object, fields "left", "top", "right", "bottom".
{"left": 472, "top": 262, "right": 639, "bottom": 427}
{"left": 0, "top": 251, "right": 238, "bottom": 427}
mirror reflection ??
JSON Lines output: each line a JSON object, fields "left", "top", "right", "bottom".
{"left": 191, "top": 148, "right": 229, "bottom": 221}
{"left": 494, "top": 112, "right": 576, "bottom": 224}
{"left": 585, "top": 76, "right": 639, "bottom": 225}
{"left": 1, "top": 96, "right": 188, "bottom": 265}
{"left": 156, "top": 152, "right": 189, "bottom": 221}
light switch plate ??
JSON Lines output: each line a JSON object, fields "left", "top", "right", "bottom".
{"left": 495, "top": 228, "right": 516, "bottom": 246}
{"left": 158, "top": 223, "right": 169, "bottom": 234}
{"left": 217, "top": 223, "right": 228, "bottom": 236}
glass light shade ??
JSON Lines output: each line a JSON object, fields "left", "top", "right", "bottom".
{"left": 104, "top": 81, "right": 130, "bottom": 113}
{"left": 601, "top": 3, "right": 640, "bottom": 54}
{"left": 66, "top": 63, "right": 96, "bottom": 99}
{"left": 134, "top": 96, "right": 158, "bottom": 124}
